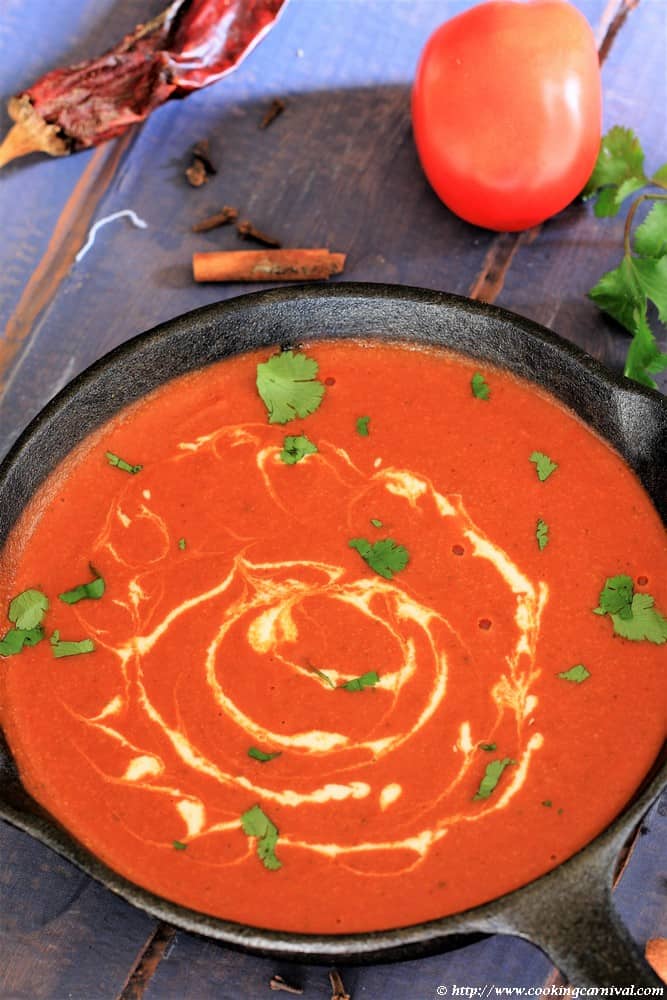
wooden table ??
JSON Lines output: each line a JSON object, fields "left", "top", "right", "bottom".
{"left": 0, "top": 1, "right": 665, "bottom": 996}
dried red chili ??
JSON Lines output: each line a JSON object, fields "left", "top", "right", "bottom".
{"left": 0, "top": 0, "right": 286, "bottom": 168}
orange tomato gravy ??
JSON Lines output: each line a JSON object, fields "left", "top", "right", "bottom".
{"left": 0, "top": 341, "right": 665, "bottom": 933}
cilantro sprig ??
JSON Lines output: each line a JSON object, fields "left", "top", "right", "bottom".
{"left": 241, "top": 804, "right": 282, "bottom": 871}
{"left": 340, "top": 671, "right": 380, "bottom": 692}
{"left": 59, "top": 569, "right": 105, "bottom": 605}
{"left": 473, "top": 758, "right": 515, "bottom": 801}
{"left": 279, "top": 434, "right": 318, "bottom": 465}
{"left": 471, "top": 372, "right": 491, "bottom": 400}
{"left": 256, "top": 350, "right": 325, "bottom": 425}
{"left": 594, "top": 574, "right": 667, "bottom": 644}
{"left": 50, "top": 630, "right": 95, "bottom": 658}
{"left": 530, "top": 451, "right": 558, "bottom": 482}
{"left": 557, "top": 664, "right": 590, "bottom": 684}
{"left": 349, "top": 537, "right": 409, "bottom": 579}
{"left": 0, "top": 589, "right": 49, "bottom": 657}
{"left": 535, "top": 519, "right": 549, "bottom": 551}
{"left": 584, "top": 127, "right": 667, "bottom": 389}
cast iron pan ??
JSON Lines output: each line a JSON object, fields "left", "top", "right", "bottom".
{"left": 0, "top": 285, "right": 665, "bottom": 988}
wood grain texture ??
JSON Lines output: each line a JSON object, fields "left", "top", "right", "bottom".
{"left": 0, "top": 823, "right": 155, "bottom": 1000}
{"left": 0, "top": 1, "right": 664, "bottom": 997}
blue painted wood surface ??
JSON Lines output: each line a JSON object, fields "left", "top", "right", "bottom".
{"left": 0, "top": 1, "right": 665, "bottom": 997}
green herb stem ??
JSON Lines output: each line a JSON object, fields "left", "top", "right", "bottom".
{"left": 624, "top": 192, "right": 667, "bottom": 257}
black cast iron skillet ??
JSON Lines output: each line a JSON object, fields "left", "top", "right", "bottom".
{"left": 0, "top": 285, "right": 665, "bottom": 988}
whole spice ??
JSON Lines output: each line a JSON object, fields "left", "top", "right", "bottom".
{"left": 236, "top": 219, "right": 282, "bottom": 247}
{"left": 0, "top": 0, "right": 286, "bottom": 168}
{"left": 192, "top": 206, "right": 239, "bottom": 232}
{"left": 192, "top": 249, "right": 346, "bottom": 282}
{"left": 269, "top": 974, "right": 304, "bottom": 994}
{"left": 185, "top": 139, "right": 217, "bottom": 187}
{"left": 259, "top": 97, "right": 286, "bottom": 129}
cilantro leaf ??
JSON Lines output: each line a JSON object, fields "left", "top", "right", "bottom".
{"left": 279, "top": 434, "right": 318, "bottom": 465}
{"left": 471, "top": 372, "right": 491, "bottom": 400}
{"left": 530, "top": 451, "right": 558, "bottom": 482}
{"left": 248, "top": 746, "right": 282, "bottom": 763}
{"left": 557, "top": 664, "right": 591, "bottom": 683}
{"left": 105, "top": 451, "right": 142, "bottom": 474}
{"left": 356, "top": 416, "right": 370, "bottom": 436}
{"left": 173, "top": 840, "right": 188, "bottom": 851}
{"left": 0, "top": 627, "right": 44, "bottom": 657}
{"left": 370, "top": 518, "right": 383, "bottom": 529}
{"left": 178, "top": 538, "right": 187, "bottom": 550}
{"left": 256, "top": 350, "right": 325, "bottom": 425}
{"left": 536, "top": 519, "right": 549, "bottom": 551}
{"left": 634, "top": 201, "right": 667, "bottom": 259}
{"left": 583, "top": 127, "right": 647, "bottom": 216}
{"left": 340, "top": 670, "right": 380, "bottom": 692}
{"left": 594, "top": 574, "right": 634, "bottom": 618}
{"left": 589, "top": 256, "right": 647, "bottom": 333}
{"left": 241, "top": 804, "right": 282, "bottom": 870}
{"left": 623, "top": 309, "right": 667, "bottom": 389}
{"left": 594, "top": 576, "right": 667, "bottom": 644}
{"left": 611, "top": 593, "right": 667, "bottom": 644}
{"left": 50, "top": 630, "right": 95, "bottom": 658}
{"left": 9, "top": 589, "right": 49, "bottom": 630}
{"left": 349, "top": 537, "right": 409, "bottom": 579}
{"left": 478, "top": 742, "right": 497, "bottom": 752}
{"left": 59, "top": 571, "right": 105, "bottom": 605}
{"left": 473, "top": 758, "right": 516, "bottom": 800}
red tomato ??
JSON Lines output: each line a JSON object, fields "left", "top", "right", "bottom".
{"left": 412, "top": 0, "right": 602, "bottom": 232}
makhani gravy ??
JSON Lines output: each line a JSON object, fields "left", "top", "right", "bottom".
{"left": 0, "top": 341, "right": 665, "bottom": 933}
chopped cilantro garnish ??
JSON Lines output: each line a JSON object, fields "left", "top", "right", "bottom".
{"left": 173, "top": 840, "right": 188, "bottom": 851}
{"left": 594, "top": 574, "right": 634, "bottom": 619}
{"left": 312, "top": 668, "right": 336, "bottom": 688}
{"left": 50, "top": 630, "right": 95, "bottom": 659}
{"left": 473, "top": 758, "right": 516, "bottom": 800}
{"left": 59, "top": 570, "right": 105, "bottom": 605}
{"left": 471, "top": 372, "right": 491, "bottom": 400}
{"left": 536, "top": 519, "right": 549, "bottom": 551}
{"left": 256, "top": 350, "right": 324, "bottom": 425}
{"left": 557, "top": 664, "right": 591, "bottom": 683}
{"left": 9, "top": 589, "right": 49, "bottom": 630}
{"left": 279, "top": 434, "right": 318, "bottom": 465}
{"left": 349, "top": 537, "right": 409, "bottom": 579}
{"left": 248, "top": 747, "right": 282, "bottom": 763}
{"left": 478, "top": 742, "right": 497, "bottom": 752}
{"left": 356, "top": 416, "right": 371, "bottom": 436}
{"left": 0, "top": 627, "right": 44, "bottom": 657}
{"left": 105, "top": 451, "right": 142, "bottom": 474}
{"left": 340, "top": 671, "right": 380, "bottom": 692}
{"left": 241, "top": 804, "right": 281, "bottom": 871}
{"left": 530, "top": 451, "right": 558, "bottom": 482}
{"left": 370, "top": 518, "right": 383, "bottom": 529}
{"left": 178, "top": 538, "right": 186, "bottom": 550}
{"left": 594, "top": 575, "right": 667, "bottom": 643}
{"left": 542, "top": 800, "right": 553, "bottom": 808}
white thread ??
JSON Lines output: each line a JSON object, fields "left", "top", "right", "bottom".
{"left": 75, "top": 209, "right": 148, "bottom": 263}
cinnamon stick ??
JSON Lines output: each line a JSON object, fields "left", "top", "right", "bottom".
{"left": 193, "top": 249, "right": 346, "bottom": 282}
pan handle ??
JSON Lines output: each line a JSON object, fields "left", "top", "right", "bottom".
{"left": 489, "top": 826, "right": 664, "bottom": 989}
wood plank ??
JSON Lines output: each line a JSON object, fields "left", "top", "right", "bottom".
{"left": 0, "top": 822, "right": 155, "bottom": 999}
{"left": 0, "top": 0, "right": 166, "bottom": 339}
